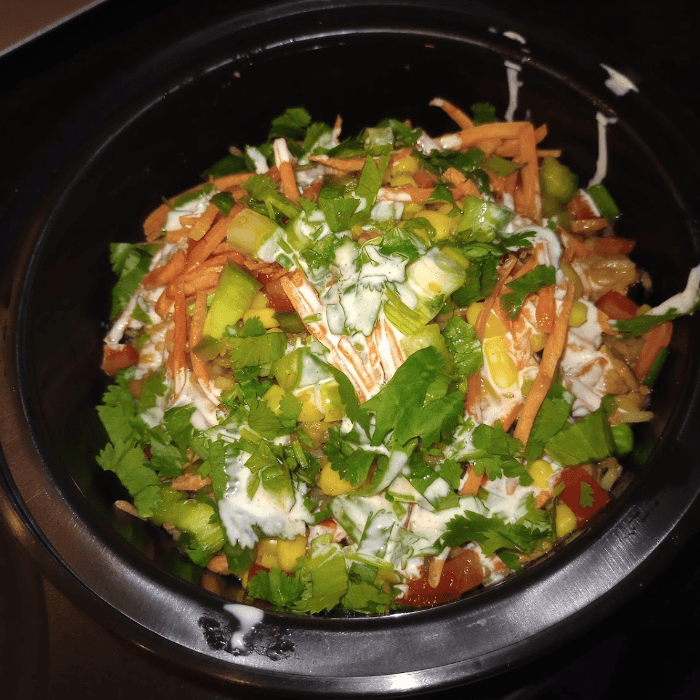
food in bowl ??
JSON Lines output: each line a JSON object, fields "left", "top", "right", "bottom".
{"left": 97, "top": 99, "right": 700, "bottom": 614}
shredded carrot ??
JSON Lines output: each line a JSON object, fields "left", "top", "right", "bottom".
{"left": 278, "top": 160, "right": 300, "bottom": 202}
{"left": 209, "top": 172, "right": 254, "bottom": 190}
{"left": 144, "top": 202, "right": 170, "bottom": 241}
{"left": 190, "top": 290, "right": 211, "bottom": 390}
{"left": 332, "top": 114, "right": 343, "bottom": 139}
{"left": 459, "top": 464, "right": 484, "bottom": 495}
{"left": 168, "top": 269, "right": 221, "bottom": 299}
{"left": 585, "top": 237, "right": 636, "bottom": 256}
{"left": 510, "top": 254, "right": 539, "bottom": 282}
{"left": 561, "top": 231, "right": 589, "bottom": 262}
{"left": 188, "top": 204, "right": 220, "bottom": 241}
{"left": 142, "top": 249, "right": 187, "bottom": 290}
{"left": 155, "top": 288, "right": 173, "bottom": 319}
{"left": 301, "top": 178, "right": 323, "bottom": 202}
{"left": 187, "top": 203, "right": 244, "bottom": 267}
{"left": 474, "top": 137, "right": 502, "bottom": 155}
{"left": 430, "top": 97, "right": 474, "bottom": 130}
{"left": 514, "top": 282, "right": 575, "bottom": 445}
{"left": 166, "top": 227, "right": 192, "bottom": 244}
{"left": 516, "top": 122, "right": 540, "bottom": 221}
{"left": 536, "top": 149, "right": 562, "bottom": 158}
{"left": 442, "top": 167, "right": 467, "bottom": 187}
{"left": 634, "top": 322, "right": 672, "bottom": 381}
{"left": 451, "top": 121, "right": 528, "bottom": 150}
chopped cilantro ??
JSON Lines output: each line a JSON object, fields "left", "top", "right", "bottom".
{"left": 500, "top": 265, "right": 556, "bottom": 320}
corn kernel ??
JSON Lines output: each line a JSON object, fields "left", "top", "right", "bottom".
{"left": 295, "top": 387, "right": 325, "bottom": 422}
{"left": 530, "top": 332, "right": 547, "bottom": 353}
{"left": 277, "top": 534, "right": 307, "bottom": 572}
{"left": 441, "top": 245, "right": 471, "bottom": 269}
{"left": 484, "top": 312, "right": 508, "bottom": 339}
{"left": 402, "top": 203, "right": 424, "bottom": 219}
{"left": 389, "top": 173, "right": 417, "bottom": 188}
{"left": 483, "top": 336, "right": 518, "bottom": 388}
{"left": 413, "top": 209, "right": 458, "bottom": 241}
{"left": 263, "top": 384, "right": 285, "bottom": 415}
{"left": 257, "top": 538, "right": 280, "bottom": 570}
{"left": 569, "top": 300, "right": 588, "bottom": 328}
{"left": 555, "top": 503, "right": 577, "bottom": 539}
{"left": 390, "top": 154, "right": 420, "bottom": 175}
{"left": 319, "top": 382, "right": 345, "bottom": 422}
{"left": 317, "top": 460, "right": 354, "bottom": 495}
{"left": 242, "top": 307, "right": 279, "bottom": 329}
{"left": 466, "top": 302, "right": 484, "bottom": 326}
{"left": 250, "top": 291, "right": 269, "bottom": 310}
{"left": 528, "top": 459, "right": 553, "bottom": 489}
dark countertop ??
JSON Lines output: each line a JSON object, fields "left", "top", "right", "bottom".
{"left": 1, "top": 1, "right": 699, "bottom": 698}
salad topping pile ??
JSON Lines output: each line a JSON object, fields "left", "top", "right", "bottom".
{"left": 98, "top": 99, "right": 700, "bottom": 613}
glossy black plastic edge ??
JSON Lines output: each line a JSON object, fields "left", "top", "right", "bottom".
{"left": 2, "top": 1, "right": 700, "bottom": 695}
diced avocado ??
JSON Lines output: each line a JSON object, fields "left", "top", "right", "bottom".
{"left": 202, "top": 260, "right": 261, "bottom": 340}
{"left": 540, "top": 157, "right": 578, "bottom": 203}
{"left": 456, "top": 194, "right": 513, "bottom": 241}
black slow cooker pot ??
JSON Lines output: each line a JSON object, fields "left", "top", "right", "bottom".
{"left": 2, "top": 1, "right": 700, "bottom": 695}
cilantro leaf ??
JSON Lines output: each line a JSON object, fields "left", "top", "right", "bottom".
{"left": 268, "top": 107, "right": 312, "bottom": 141}
{"left": 471, "top": 102, "right": 497, "bottom": 125}
{"left": 451, "top": 256, "right": 499, "bottom": 307}
{"left": 613, "top": 304, "right": 700, "bottom": 338}
{"left": 579, "top": 481, "right": 595, "bottom": 508}
{"left": 545, "top": 403, "right": 616, "bottom": 465}
{"left": 248, "top": 568, "right": 304, "bottom": 609}
{"left": 109, "top": 242, "right": 156, "bottom": 317}
{"left": 500, "top": 265, "right": 556, "bottom": 319}
{"left": 524, "top": 385, "right": 574, "bottom": 462}
{"left": 442, "top": 316, "right": 483, "bottom": 389}
{"left": 355, "top": 152, "right": 390, "bottom": 207}
{"left": 292, "top": 538, "right": 349, "bottom": 614}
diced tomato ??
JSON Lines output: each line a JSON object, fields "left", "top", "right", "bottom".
{"left": 585, "top": 237, "right": 636, "bottom": 256}
{"left": 101, "top": 344, "right": 139, "bottom": 376}
{"left": 264, "top": 276, "right": 295, "bottom": 312}
{"left": 566, "top": 192, "right": 597, "bottom": 220}
{"left": 556, "top": 466, "right": 610, "bottom": 525}
{"left": 398, "top": 550, "right": 483, "bottom": 608}
{"left": 595, "top": 290, "right": 638, "bottom": 320}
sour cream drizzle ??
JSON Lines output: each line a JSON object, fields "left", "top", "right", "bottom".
{"left": 223, "top": 603, "right": 264, "bottom": 650}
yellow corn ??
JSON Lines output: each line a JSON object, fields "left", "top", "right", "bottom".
{"left": 441, "top": 245, "right": 471, "bottom": 269}
{"left": 257, "top": 538, "right": 280, "bottom": 570}
{"left": 483, "top": 336, "right": 518, "bottom": 388}
{"left": 295, "top": 387, "right": 325, "bottom": 422}
{"left": 317, "top": 459, "right": 354, "bottom": 496}
{"left": 401, "top": 202, "right": 424, "bottom": 219}
{"left": 390, "top": 154, "right": 420, "bottom": 175}
{"left": 530, "top": 332, "right": 547, "bottom": 353}
{"left": 466, "top": 302, "right": 484, "bottom": 326}
{"left": 263, "top": 384, "right": 285, "bottom": 415}
{"left": 250, "top": 291, "right": 269, "bottom": 310}
{"left": 555, "top": 503, "right": 577, "bottom": 539}
{"left": 389, "top": 173, "right": 417, "bottom": 188}
{"left": 277, "top": 534, "right": 307, "bottom": 572}
{"left": 319, "top": 382, "right": 344, "bottom": 422}
{"left": 484, "top": 312, "right": 508, "bottom": 339}
{"left": 413, "top": 209, "right": 458, "bottom": 241}
{"left": 569, "top": 300, "right": 588, "bottom": 328}
{"left": 528, "top": 459, "right": 553, "bottom": 489}
{"left": 242, "top": 307, "right": 279, "bottom": 329}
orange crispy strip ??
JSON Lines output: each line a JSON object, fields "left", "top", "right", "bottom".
{"left": 187, "top": 203, "right": 244, "bottom": 267}
{"left": 309, "top": 155, "right": 367, "bottom": 172}
{"left": 278, "top": 160, "right": 300, "bottom": 202}
{"left": 536, "top": 285, "right": 556, "bottom": 334}
{"left": 209, "top": 172, "right": 254, "bottom": 190}
{"left": 142, "top": 249, "right": 187, "bottom": 290}
{"left": 190, "top": 290, "right": 211, "bottom": 390}
{"left": 188, "top": 203, "right": 220, "bottom": 241}
{"left": 378, "top": 186, "right": 434, "bottom": 203}
{"left": 474, "top": 137, "right": 502, "bottom": 156}
{"left": 155, "top": 288, "right": 174, "bottom": 319}
{"left": 500, "top": 401, "right": 524, "bottom": 433}
{"left": 449, "top": 121, "right": 529, "bottom": 151}
{"left": 513, "top": 282, "right": 575, "bottom": 445}
{"left": 459, "top": 464, "right": 485, "bottom": 495}
{"left": 430, "top": 97, "right": 474, "bottom": 129}
{"left": 172, "top": 285, "right": 188, "bottom": 398}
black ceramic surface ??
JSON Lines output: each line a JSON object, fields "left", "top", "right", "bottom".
{"left": 2, "top": 1, "right": 700, "bottom": 696}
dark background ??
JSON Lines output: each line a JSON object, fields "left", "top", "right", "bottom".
{"left": 1, "top": 1, "right": 699, "bottom": 698}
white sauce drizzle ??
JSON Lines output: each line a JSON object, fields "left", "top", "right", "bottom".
{"left": 504, "top": 60, "right": 523, "bottom": 122}
{"left": 223, "top": 603, "right": 264, "bottom": 650}
{"left": 600, "top": 64, "right": 639, "bottom": 96}
{"left": 588, "top": 112, "right": 617, "bottom": 187}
